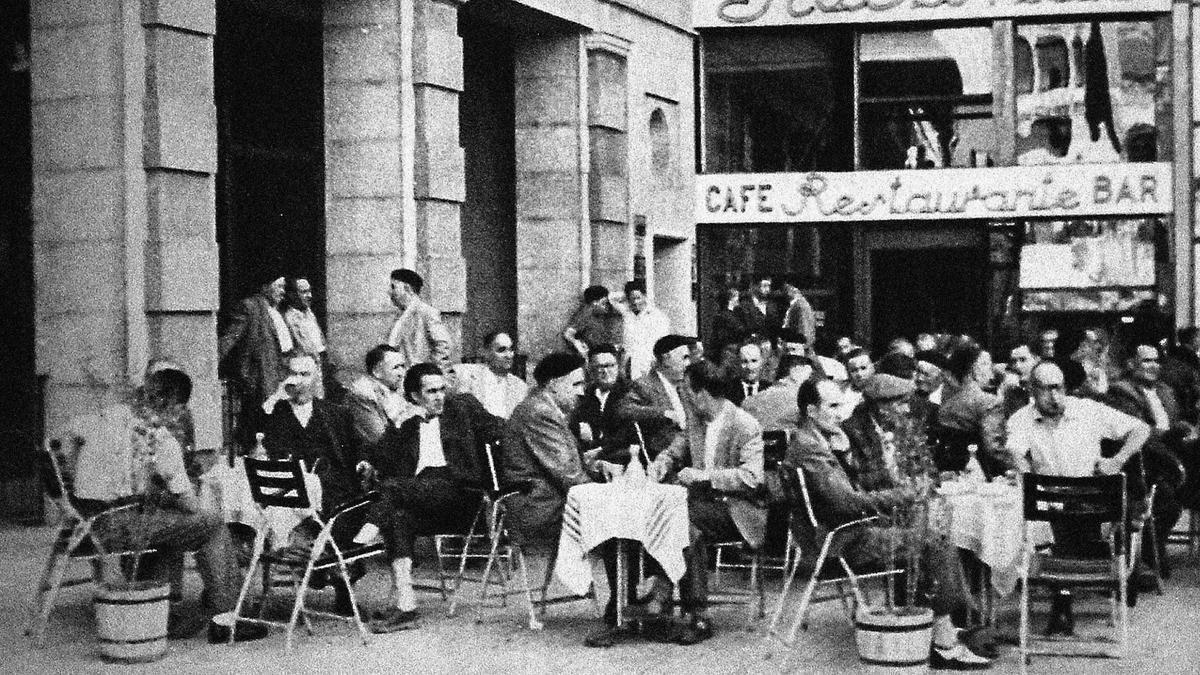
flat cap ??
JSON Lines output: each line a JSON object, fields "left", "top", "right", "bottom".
{"left": 533, "top": 352, "right": 584, "bottom": 386}
{"left": 653, "top": 334, "right": 693, "bottom": 359}
{"left": 862, "top": 373, "right": 914, "bottom": 402}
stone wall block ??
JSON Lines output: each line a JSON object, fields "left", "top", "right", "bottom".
{"left": 516, "top": 267, "right": 577, "bottom": 356}
{"left": 31, "top": 98, "right": 119, "bottom": 171}
{"left": 326, "top": 197, "right": 404, "bottom": 254}
{"left": 325, "top": 82, "right": 399, "bottom": 142}
{"left": 327, "top": 140, "right": 402, "bottom": 198}
{"left": 515, "top": 38, "right": 580, "bottom": 81}
{"left": 144, "top": 96, "right": 217, "bottom": 172}
{"left": 516, "top": 218, "right": 582, "bottom": 270}
{"left": 587, "top": 50, "right": 627, "bottom": 131}
{"left": 591, "top": 220, "right": 629, "bottom": 268}
{"left": 144, "top": 236, "right": 219, "bottom": 311}
{"left": 141, "top": 0, "right": 216, "bottom": 35}
{"left": 325, "top": 253, "right": 405, "bottom": 313}
{"left": 31, "top": 0, "right": 117, "bottom": 28}
{"left": 324, "top": 25, "right": 399, "bottom": 84}
{"left": 591, "top": 175, "right": 629, "bottom": 223}
{"left": 30, "top": 24, "right": 117, "bottom": 101}
{"left": 413, "top": 0, "right": 463, "bottom": 91}
{"left": 32, "top": 170, "right": 122, "bottom": 243}
{"left": 515, "top": 126, "right": 579, "bottom": 174}
{"left": 413, "top": 88, "right": 465, "bottom": 202}
{"left": 147, "top": 313, "right": 218, "bottom": 381}
{"left": 34, "top": 240, "right": 124, "bottom": 314}
{"left": 35, "top": 313, "right": 125, "bottom": 387}
{"left": 515, "top": 172, "right": 580, "bottom": 220}
{"left": 414, "top": 199, "right": 461, "bottom": 257}
{"left": 423, "top": 254, "right": 467, "bottom": 314}
{"left": 589, "top": 128, "right": 627, "bottom": 176}
{"left": 146, "top": 28, "right": 214, "bottom": 98}
{"left": 324, "top": 314, "right": 391, "bottom": 379}
{"left": 324, "top": 0, "right": 399, "bottom": 28}
{"left": 146, "top": 170, "right": 215, "bottom": 238}
{"left": 514, "top": 75, "right": 578, "bottom": 127}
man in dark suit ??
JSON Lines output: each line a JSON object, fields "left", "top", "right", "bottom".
{"left": 648, "top": 360, "right": 766, "bottom": 646}
{"left": 219, "top": 274, "right": 291, "bottom": 448}
{"left": 354, "top": 363, "right": 503, "bottom": 632}
{"left": 615, "top": 335, "right": 695, "bottom": 460}
{"left": 260, "top": 351, "right": 363, "bottom": 615}
{"left": 733, "top": 277, "right": 781, "bottom": 343}
{"left": 1161, "top": 327, "right": 1200, "bottom": 424}
{"left": 574, "top": 343, "right": 631, "bottom": 458}
{"left": 727, "top": 342, "right": 772, "bottom": 406}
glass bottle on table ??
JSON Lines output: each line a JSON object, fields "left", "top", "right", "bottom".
{"left": 251, "top": 432, "right": 268, "bottom": 460}
{"left": 963, "top": 443, "right": 986, "bottom": 483}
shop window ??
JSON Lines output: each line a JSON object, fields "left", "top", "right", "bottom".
{"left": 649, "top": 108, "right": 671, "bottom": 176}
{"left": 858, "top": 27, "right": 994, "bottom": 170}
{"left": 702, "top": 29, "right": 853, "bottom": 173}
{"left": 1015, "top": 20, "right": 1169, "bottom": 166}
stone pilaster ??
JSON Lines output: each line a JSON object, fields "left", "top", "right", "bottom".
{"left": 586, "top": 33, "right": 631, "bottom": 295}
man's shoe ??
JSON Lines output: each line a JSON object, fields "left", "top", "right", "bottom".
{"left": 674, "top": 615, "right": 714, "bottom": 646}
{"left": 930, "top": 643, "right": 992, "bottom": 670}
{"left": 584, "top": 625, "right": 620, "bottom": 648}
{"left": 167, "top": 612, "right": 207, "bottom": 640}
{"left": 368, "top": 607, "right": 420, "bottom": 633}
{"left": 206, "top": 612, "right": 269, "bottom": 644}
{"left": 1044, "top": 592, "right": 1074, "bottom": 636}
{"left": 332, "top": 587, "right": 356, "bottom": 617}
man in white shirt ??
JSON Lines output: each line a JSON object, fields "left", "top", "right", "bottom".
{"left": 613, "top": 280, "right": 670, "bottom": 380}
{"left": 454, "top": 331, "right": 529, "bottom": 419}
{"left": 386, "top": 268, "right": 447, "bottom": 367}
{"left": 354, "top": 364, "right": 503, "bottom": 632}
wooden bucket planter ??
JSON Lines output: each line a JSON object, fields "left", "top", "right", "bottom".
{"left": 854, "top": 606, "right": 934, "bottom": 669}
{"left": 94, "top": 581, "right": 170, "bottom": 663}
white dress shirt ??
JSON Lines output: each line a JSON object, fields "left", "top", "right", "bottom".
{"left": 702, "top": 402, "right": 732, "bottom": 471}
{"left": 1006, "top": 397, "right": 1141, "bottom": 476}
{"left": 1142, "top": 387, "right": 1170, "bottom": 431}
{"left": 290, "top": 400, "right": 314, "bottom": 428}
{"left": 415, "top": 415, "right": 448, "bottom": 475}
{"left": 657, "top": 371, "right": 688, "bottom": 429}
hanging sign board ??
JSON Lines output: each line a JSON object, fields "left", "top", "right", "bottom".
{"left": 694, "top": 0, "right": 1172, "bottom": 28}
{"left": 695, "top": 163, "right": 1173, "bottom": 224}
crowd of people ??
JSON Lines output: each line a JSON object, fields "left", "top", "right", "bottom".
{"left": 52, "top": 267, "right": 1200, "bottom": 667}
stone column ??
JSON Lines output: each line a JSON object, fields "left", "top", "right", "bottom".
{"left": 514, "top": 34, "right": 587, "bottom": 359}
{"left": 323, "top": 0, "right": 407, "bottom": 371}
{"left": 586, "top": 33, "right": 631, "bottom": 294}
{"left": 412, "top": 0, "right": 467, "bottom": 351}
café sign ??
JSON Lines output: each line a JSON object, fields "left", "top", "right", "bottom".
{"left": 695, "top": 0, "right": 1172, "bottom": 27}
{"left": 696, "top": 163, "right": 1173, "bottom": 224}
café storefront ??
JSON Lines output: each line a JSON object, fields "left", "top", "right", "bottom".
{"left": 693, "top": 0, "right": 1188, "bottom": 354}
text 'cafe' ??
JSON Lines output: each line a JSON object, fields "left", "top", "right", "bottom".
{"left": 692, "top": 0, "right": 1185, "bottom": 352}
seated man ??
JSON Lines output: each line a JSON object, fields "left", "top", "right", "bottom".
{"left": 793, "top": 377, "right": 991, "bottom": 670}
{"left": 69, "top": 368, "right": 249, "bottom": 639}
{"left": 614, "top": 334, "right": 695, "bottom": 460}
{"left": 647, "top": 360, "right": 767, "bottom": 646}
{"left": 842, "top": 374, "right": 936, "bottom": 492}
{"left": 574, "top": 343, "right": 631, "bottom": 457}
{"left": 741, "top": 354, "right": 815, "bottom": 432}
{"left": 727, "top": 341, "right": 772, "bottom": 406}
{"left": 354, "top": 363, "right": 503, "bottom": 632}
{"left": 454, "top": 331, "right": 529, "bottom": 419}
{"left": 345, "top": 344, "right": 411, "bottom": 448}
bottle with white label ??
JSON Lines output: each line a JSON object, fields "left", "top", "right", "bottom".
{"left": 964, "top": 444, "right": 986, "bottom": 483}
{"left": 251, "top": 432, "right": 268, "bottom": 460}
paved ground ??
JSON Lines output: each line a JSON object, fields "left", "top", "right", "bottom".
{"left": 3, "top": 523, "right": 1200, "bottom": 674}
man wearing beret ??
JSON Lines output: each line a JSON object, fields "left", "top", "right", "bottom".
{"left": 615, "top": 334, "right": 696, "bottom": 460}
{"left": 842, "top": 373, "right": 935, "bottom": 491}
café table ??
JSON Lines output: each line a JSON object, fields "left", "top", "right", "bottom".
{"left": 553, "top": 477, "right": 690, "bottom": 629}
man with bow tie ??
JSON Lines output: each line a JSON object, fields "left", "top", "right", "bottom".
{"left": 352, "top": 363, "right": 503, "bottom": 632}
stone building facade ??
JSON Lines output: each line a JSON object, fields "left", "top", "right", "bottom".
{"left": 22, "top": 0, "right": 696, "bottom": 453}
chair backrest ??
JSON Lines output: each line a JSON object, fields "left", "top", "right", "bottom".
{"left": 1021, "top": 472, "right": 1126, "bottom": 528}
{"left": 762, "top": 430, "right": 787, "bottom": 471}
{"left": 243, "top": 457, "right": 311, "bottom": 509}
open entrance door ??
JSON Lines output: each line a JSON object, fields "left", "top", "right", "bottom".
{"left": 870, "top": 246, "right": 988, "bottom": 351}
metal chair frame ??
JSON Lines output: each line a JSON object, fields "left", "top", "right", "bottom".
{"left": 25, "top": 440, "right": 158, "bottom": 647}
{"left": 767, "top": 466, "right": 902, "bottom": 646}
{"left": 228, "top": 457, "right": 383, "bottom": 651}
{"left": 1018, "top": 473, "right": 1131, "bottom": 668}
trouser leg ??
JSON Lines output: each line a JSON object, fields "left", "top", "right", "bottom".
{"left": 679, "top": 498, "right": 742, "bottom": 616}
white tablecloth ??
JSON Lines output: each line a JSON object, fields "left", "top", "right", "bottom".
{"left": 554, "top": 481, "right": 690, "bottom": 596}
{"left": 198, "top": 457, "right": 324, "bottom": 540}
{"left": 935, "top": 482, "right": 1052, "bottom": 596}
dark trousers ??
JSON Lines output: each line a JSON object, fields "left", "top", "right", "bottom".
{"left": 371, "top": 467, "right": 479, "bottom": 561}
{"left": 679, "top": 497, "right": 743, "bottom": 615}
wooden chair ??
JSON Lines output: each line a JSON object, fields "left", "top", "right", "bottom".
{"left": 1018, "top": 473, "right": 1132, "bottom": 667}
{"left": 25, "top": 440, "right": 157, "bottom": 647}
{"left": 228, "top": 457, "right": 383, "bottom": 651}
{"left": 767, "top": 466, "right": 902, "bottom": 646}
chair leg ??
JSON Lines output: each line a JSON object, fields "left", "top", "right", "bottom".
{"left": 512, "top": 545, "right": 543, "bottom": 630}
{"left": 750, "top": 551, "right": 765, "bottom": 622}
{"left": 331, "top": 550, "right": 370, "bottom": 646}
{"left": 285, "top": 555, "right": 320, "bottom": 652}
{"left": 28, "top": 526, "right": 90, "bottom": 647}
{"left": 1018, "top": 575, "right": 1029, "bottom": 672}
{"left": 474, "top": 516, "right": 507, "bottom": 623}
{"left": 448, "top": 504, "right": 485, "bottom": 617}
{"left": 25, "top": 531, "right": 63, "bottom": 638}
{"left": 230, "top": 534, "right": 267, "bottom": 645}
{"left": 433, "top": 536, "right": 449, "bottom": 602}
{"left": 787, "top": 563, "right": 823, "bottom": 641}
{"left": 767, "top": 547, "right": 801, "bottom": 637}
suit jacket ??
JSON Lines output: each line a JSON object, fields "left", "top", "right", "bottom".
{"left": 368, "top": 393, "right": 503, "bottom": 489}
{"left": 654, "top": 401, "right": 767, "bottom": 549}
{"left": 503, "top": 388, "right": 595, "bottom": 543}
{"left": 935, "top": 381, "right": 1011, "bottom": 477}
{"left": 218, "top": 295, "right": 286, "bottom": 404}
{"left": 573, "top": 380, "right": 632, "bottom": 457}
{"left": 615, "top": 369, "right": 694, "bottom": 459}
{"left": 727, "top": 378, "right": 772, "bottom": 406}
{"left": 345, "top": 376, "right": 411, "bottom": 447}
{"left": 1159, "top": 347, "right": 1200, "bottom": 424}
{"left": 261, "top": 399, "right": 359, "bottom": 512}
{"left": 794, "top": 429, "right": 913, "bottom": 528}
{"left": 1106, "top": 378, "right": 1185, "bottom": 444}
{"left": 734, "top": 298, "right": 780, "bottom": 341}
{"left": 742, "top": 379, "right": 801, "bottom": 432}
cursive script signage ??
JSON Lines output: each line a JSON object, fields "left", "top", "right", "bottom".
{"left": 695, "top": 0, "right": 1171, "bottom": 27}
{"left": 696, "top": 163, "right": 1173, "bottom": 224}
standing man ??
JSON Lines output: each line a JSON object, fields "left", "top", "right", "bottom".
{"left": 454, "top": 331, "right": 529, "bottom": 419}
{"left": 353, "top": 364, "right": 503, "bottom": 632}
{"left": 283, "top": 276, "right": 329, "bottom": 399}
{"left": 563, "top": 285, "right": 621, "bottom": 359}
{"left": 613, "top": 280, "right": 671, "bottom": 381}
{"left": 386, "top": 268, "right": 447, "bottom": 368}
{"left": 218, "top": 274, "right": 292, "bottom": 447}
{"left": 780, "top": 282, "right": 816, "bottom": 347}
{"left": 1006, "top": 361, "right": 1150, "bottom": 635}
{"left": 727, "top": 342, "right": 772, "bottom": 406}
{"left": 735, "top": 277, "right": 781, "bottom": 343}
{"left": 648, "top": 360, "right": 766, "bottom": 646}
{"left": 346, "top": 344, "right": 411, "bottom": 447}
{"left": 615, "top": 335, "right": 694, "bottom": 460}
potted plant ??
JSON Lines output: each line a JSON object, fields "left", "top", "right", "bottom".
{"left": 92, "top": 414, "right": 175, "bottom": 664}
{"left": 853, "top": 418, "right": 938, "bottom": 669}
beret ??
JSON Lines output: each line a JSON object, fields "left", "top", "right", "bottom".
{"left": 862, "top": 373, "right": 915, "bottom": 402}
{"left": 914, "top": 349, "right": 950, "bottom": 371}
{"left": 533, "top": 352, "right": 584, "bottom": 386}
{"left": 653, "top": 334, "right": 693, "bottom": 359}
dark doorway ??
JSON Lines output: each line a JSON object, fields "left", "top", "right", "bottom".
{"left": 0, "top": 0, "right": 41, "bottom": 522}
{"left": 215, "top": 0, "right": 325, "bottom": 325}
{"left": 459, "top": 7, "right": 517, "bottom": 354}
{"left": 871, "top": 247, "right": 987, "bottom": 350}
